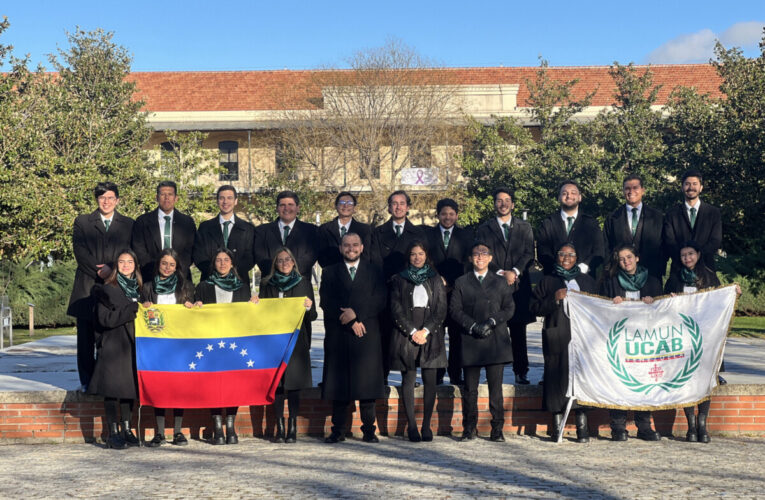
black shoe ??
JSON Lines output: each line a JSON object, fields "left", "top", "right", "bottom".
{"left": 324, "top": 431, "right": 345, "bottom": 443}
{"left": 490, "top": 429, "right": 505, "bottom": 442}
{"left": 172, "top": 432, "right": 188, "bottom": 446}
{"left": 407, "top": 426, "right": 421, "bottom": 442}
{"left": 612, "top": 430, "right": 628, "bottom": 442}
{"left": 107, "top": 422, "right": 127, "bottom": 450}
{"left": 274, "top": 417, "right": 285, "bottom": 443}
{"left": 362, "top": 432, "right": 379, "bottom": 443}
{"left": 225, "top": 415, "right": 238, "bottom": 445}
{"left": 698, "top": 413, "right": 710, "bottom": 443}
{"left": 460, "top": 427, "right": 476, "bottom": 441}
{"left": 637, "top": 429, "right": 660, "bottom": 441}
{"left": 685, "top": 411, "right": 698, "bottom": 442}
{"left": 515, "top": 374, "right": 530, "bottom": 385}
{"left": 550, "top": 413, "right": 563, "bottom": 441}
{"left": 285, "top": 416, "right": 297, "bottom": 444}
{"left": 146, "top": 434, "right": 165, "bottom": 448}
{"left": 538, "top": 379, "right": 544, "bottom": 385}
{"left": 421, "top": 426, "right": 433, "bottom": 442}
{"left": 575, "top": 411, "right": 590, "bottom": 443}
{"left": 121, "top": 421, "right": 140, "bottom": 447}
{"left": 718, "top": 375, "right": 727, "bottom": 385}
{"left": 211, "top": 415, "right": 225, "bottom": 445}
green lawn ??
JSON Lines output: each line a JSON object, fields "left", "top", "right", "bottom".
{"left": 2, "top": 325, "right": 76, "bottom": 346}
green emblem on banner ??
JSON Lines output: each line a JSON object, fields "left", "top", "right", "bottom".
{"left": 607, "top": 314, "right": 703, "bottom": 393}
{"left": 143, "top": 307, "right": 165, "bottom": 333}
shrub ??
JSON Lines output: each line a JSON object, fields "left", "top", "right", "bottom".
{"left": 0, "top": 260, "right": 76, "bottom": 327}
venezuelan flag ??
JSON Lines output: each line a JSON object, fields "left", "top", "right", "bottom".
{"left": 135, "top": 298, "right": 306, "bottom": 408}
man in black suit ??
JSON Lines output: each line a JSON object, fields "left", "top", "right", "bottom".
{"left": 604, "top": 174, "right": 666, "bottom": 278}
{"left": 663, "top": 169, "right": 722, "bottom": 272}
{"left": 423, "top": 198, "right": 472, "bottom": 385}
{"left": 371, "top": 190, "right": 425, "bottom": 382}
{"left": 536, "top": 181, "right": 604, "bottom": 278}
{"left": 475, "top": 187, "right": 535, "bottom": 385}
{"left": 67, "top": 182, "right": 134, "bottom": 391}
{"left": 317, "top": 191, "right": 372, "bottom": 268}
{"left": 131, "top": 180, "right": 196, "bottom": 281}
{"left": 255, "top": 190, "right": 318, "bottom": 280}
{"left": 193, "top": 185, "right": 257, "bottom": 287}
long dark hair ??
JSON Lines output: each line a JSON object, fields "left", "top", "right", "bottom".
{"left": 208, "top": 247, "right": 242, "bottom": 280}
{"left": 105, "top": 248, "right": 143, "bottom": 289}
{"left": 679, "top": 240, "right": 716, "bottom": 288}
{"left": 153, "top": 248, "right": 190, "bottom": 302}
{"left": 609, "top": 244, "right": 639, "bottom": 278}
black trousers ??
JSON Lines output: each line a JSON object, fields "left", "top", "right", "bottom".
{"left": 332, "top": 399, "right": 376, "bottom": 435}
{"left": 463, "top": 364, "right": 505, "bottom": 430}
{"left": 76, "top": 316, "right": 96, "bottom": 386}
{"left": 509, "top": 323, "right": 528, "bottom": 376}
{"left": 609, "top": 410, "right": 653, "bottom": 433}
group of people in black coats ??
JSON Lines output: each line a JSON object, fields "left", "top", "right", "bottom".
{"left": 68, "top": 167, "right": 734, "bottom": 448}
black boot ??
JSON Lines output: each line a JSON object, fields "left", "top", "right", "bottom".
{"left": 285, "top": 416, "right": 297, "bottom": 443}
{"left": 684, "top": 407, "right": 698, "bottom": 442}
{"left": 274, "top": 417, "right": 285, "bottom": 443}
{"left": 550, "top": 413, "right": 563, "bottom": 441}
{"left": 107, "top": 422, "right": 127, "bottom": 450}
{"left": 121, "top": 421, "right": 140, "bottom": 447}
{"left": 211, "top": 415, "right": 225, "bottom": 445}
{"left": 575, "top": 410, "right": 589, "bottom": 443}
{"left": 697, "top": 412, "right": 710, "bottom": 443}
{"left": 226, "top": 414, "right": 238, "bottom": 445}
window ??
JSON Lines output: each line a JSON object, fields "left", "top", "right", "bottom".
{"left": 160, "top": 141, "right": 178, "bottom": 152}
{"left": 219, "top": 141, "right": 239, "bottom": 181}
{"left": 358, "top": 148, "right": 380, "bottom": 179}
{"left": 410, "top": 142, "right": 431, "bottom": 169}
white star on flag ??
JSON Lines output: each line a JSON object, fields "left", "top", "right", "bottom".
{"left": 188, "top": 362, "right": 196, "bottom": 370}
{"left": 218, "top": 340, "right": 226, "bottom": 348}
{"left": 206, "top": 344, "right": 213, "bottom": 352}
{"left": 229, "top": 342, "right": 237, "bottom": 350}
{"left": 240, "top": 348, "right": 248, "bottom": 356}
{"left": 247, "top": 360, "right": 254, "bottom": 367}
{"left": 196, "top": 351, "right": 204, "bottom": 359}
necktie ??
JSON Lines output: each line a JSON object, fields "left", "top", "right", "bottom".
{"left": 478, "top": 275, "right": 484, "bottom": 283}
{"left": 222, "top": 221, "right": 231, "bottom": 248}
{"left": 395, "top": 224, "right": 402, "bottom": 237}
{"left": 283, "top": 224, "right": 290, "bottom": 244}
{"left": 340, "top": 226, "right": 347, "bottom": 237}
{"left": 349, "top": 266, "right": 356, "bottom": 280}
{"left": 163, "top": 216, "right": 172, "bottom": 249}
{"left": 443, "top": 230, "right": 450, "bottom": 248}
{"left": 104, "top": 219, "right": 110, "bottom": 232}
{"left": 631, "top": 208, "right": 638, "bottom": 237}
{"left": 689, "top": 207, "right": 697, "bottom": 229}
{"left": 566, "top": 216, "right": 574, "bottom": 235}
{"left": 502, "top": 223, "right": 510, "bottom": 241}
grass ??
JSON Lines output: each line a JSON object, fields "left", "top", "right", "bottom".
{"left": 1, "top": 325, "right": 76, "bottom": 346}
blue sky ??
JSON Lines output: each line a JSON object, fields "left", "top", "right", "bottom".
{"left": 2, "top": 1, "right": 763, "bottom": 71}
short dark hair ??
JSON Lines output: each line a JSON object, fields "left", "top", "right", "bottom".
{"left": 436, "top": 198, "right": 459, "bottom": 214}
{"left": 217, "top": 185, "right": 237, "bottom": 199}
{"left": 340, "top": 232, "right": 363, "bottom": 245}
{"left": 94, "top": 182, "right": 119, "bottom": 199}
{"left": 335, "top": 191, "right": 357, "bottom": 206}
{"left": 387, "top": 190, "right": 411, "bottom": 207}
{"left": 557, "top": 241, "right": 577, "bottom": 254}
{"left": 470, "top": 241, "right": 493, "bottom": 255}
{"left": 623, "top": 174, "right": 643, "bottom": 187}
{"left": 681, "top": 169, "right": 703, "bottom": 184}
{"left": 405, "top": 240, "right": 434, "bottom": 268}
{"left": 492, "top": 187, "right": 514, "bottom": 202}
{"left": 156, "top": 180, "right": 178, "bottom": 196}
{"left": 276, "top": 190, "right": 299, "bottom": 206}
{"left": 680, "top": 240, "right": 702, "bottom": 254}
{"left": 558, "top": 180, "right": 581, "bottom": 195}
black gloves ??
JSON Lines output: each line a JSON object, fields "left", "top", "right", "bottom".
{"left": 471, "top": 318, "right": 496, "bottom": 338}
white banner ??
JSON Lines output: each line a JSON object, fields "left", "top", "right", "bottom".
{"left": 400, "top": 167, "right": 438, "bottom": 185}
{"left": 565, "top": 286, "right": 737, "bottom": 410}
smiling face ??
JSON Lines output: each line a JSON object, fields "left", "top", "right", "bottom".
{"left": 214, "top": 252, "right": 233, "bottom": 275}
{"left": 277, "top": 196, "right": 299, "bottom": 224}
{"left": 559, "top": 184, "right": 581, "bottom": 211}
{"left": 217, "top": 188, "right": 238, "bottom": 216}
{"left": 117, "top": 253, "right": 136, "bottom": 277}
{"left": 158, "top": 254, "right": 178, "bottom": 279}
{"left": 97, "top": 190, "right": 119, "bottom": 217}
{"left": 409, "top": 245, "right": 427, "bottom": 269}
{"left": 557, "top": 245, "right": 577, "bottom": 271}
{"left": 157, "top": 186, "right": 178, "bottom": 213}
{"left": 494, "top": 192, "right": 514, "bottom": 218}
{"left": 335, "top": 195, "right": 356, "bottom": 218}
{"left": 680, "top": 247, "right": 700, "bottom": 270}
{"left": 470, "top": 245, "right": 493, "bottom": 273}
{"left": 275, "top": 250, "right": 295, "bottom": 275}
{"left": 388, "top": 193, "right": 408, "bottom": 221}
{"left": 437, "top": 206, "right": 458, "bottom": 229}
{"left": 341, "top": 234, "right": 363, "bottom": 262}
{"left": 682, "top": 176, "right": 703, "bottom": 202}
{"left": 623, "top": 179, "right": 644, "bottom": 207}
{"left": 617, "top": 249, "right": 639, "bottom": 274}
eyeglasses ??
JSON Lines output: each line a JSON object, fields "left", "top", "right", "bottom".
{"left": 98, "top": 196, "right": 117, "bottom": 202}
{"left": 472, "top": 251, "right": 490, "bottom": 257}
{"left": 557, "top": 252, "right": 576, "bottom": 258}
{"left": 337, "top": 200, "right": 356, "bottom": 206}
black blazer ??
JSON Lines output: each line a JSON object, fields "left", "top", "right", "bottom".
{"left": 604, "top": 204, "right": 666, "bottom": 278}
{"left": 67, "top": 210, "right": 134, "bottom": 317}
{"left": 316, "top": 217, "right": 372, "bottom": 268}
{"left": 422, "top": 225, "right": 473, "bottom": 287}
{"left": 536, "top": 212, "right": 605, "bottom": 277}
{"left": 599, "top": 274, "right": 663, "bottom": 300}
{"left": 194, "top": 281, "right": 252, "bottom": 304}
{"left": 139, "top": 279, "right": 195, "bottom": 305}
{"left": 663, "top": 201, "right": 722, "bottom": 271}
{"left": 664, "top": 266, "right": 720, "bottom": 294}
{"left": 371, "top": 218, "right": 425, "bottom": 280}
{"left": 193, "top": 215, "right": 257, "bottom": 284}
{"left": 255, "top": 219, "right": 318, "bottom": 279}
{"left": 131, "top": 208, "right": 196, "bottom": 281}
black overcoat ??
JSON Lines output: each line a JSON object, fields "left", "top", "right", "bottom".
{"left": 529, "top": 273, "right": 597, "bottom": 413}
{"left": 603, "top": 204, "right": 666, "bottom": 278}
{"left": 663, "top": 201, "right": 722, "bottom": 271}
{"left": 87, "top": 284, "right": 139, "bottom": 399}
{"left": 664, "top": 266, "right": 720, "bottom": 294}
{"left": 476, "top": 217, "right": 535, "bottom": 324}
{"left": 449, "top": 272, "right": 515, "bottom": 367}
{"left": 319, "top": 261, "right": 387, "bottom": 401}
{"left": 131, "top": 208, "right": 196, "bottom": 281}
{"left": 193, "top": 215, "right": 257, "bottom": 286}
{"left": 67, "top": 210, "right": 134, "bottom": 318}
{"left": 599, "top": 274, "right": 663, "bottom": 300}
{"left": 536, "top": 212, "right": 605, "bottom": 277}
{"left": 422, "top": 225, "right": 473, "bottom": 288}
{"left": 389, "top": 273, "right": 448, "bottom": 371}
{"left": 259, "top": 278, "right": 317, "bottom": 390}
{"left": 371, "top": 218, "right": 425, "bottom": 280}
{"left": 139, "top": 280, "right": 195, "bottom": 305}
{"left": 316, "top": 217, "right": 372, "bottom": 268}
{"left": 255, "top": 219, "right": 318, "bottom": 279}
{"left": 194, "top": 281, "right": 252, "bottom": 304}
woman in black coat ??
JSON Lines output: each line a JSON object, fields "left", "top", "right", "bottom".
{"left": 88, "top": 249, "right": 142, "bottom": 450}
{"left": 450, "top": 241, "right": 515, "bottom": 442}
{"left": 529, "top": 242, "right": 597, "bottom": 443}
{"left": 193, "top": 248, "right": 258, "bottom": 445}
{"left": 600, "top": 245, "right": 663, "bottom": 442}
{"left": 259, "top": 247, "right": 316, "bottom": 444}
{"left": 140, "top": 248, "right": 195, "bottom": 447}
{"left": 390, "top": 240, "right": 447, "bottom": 442}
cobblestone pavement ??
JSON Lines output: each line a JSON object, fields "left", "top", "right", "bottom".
{"left": 0, "top": 435, "right": 763, "bottom": 498}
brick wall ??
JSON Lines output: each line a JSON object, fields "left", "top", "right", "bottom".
{"left": 1, "top": 385, "right": 764, "bottom": 443}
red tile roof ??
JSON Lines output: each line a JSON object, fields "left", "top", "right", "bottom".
{"left": 128, "top": 65, "right": 723, "bottom": 112}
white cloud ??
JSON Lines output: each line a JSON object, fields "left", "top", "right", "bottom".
{"left": 646, "top": 21, "right": 764, "bottom": 64}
